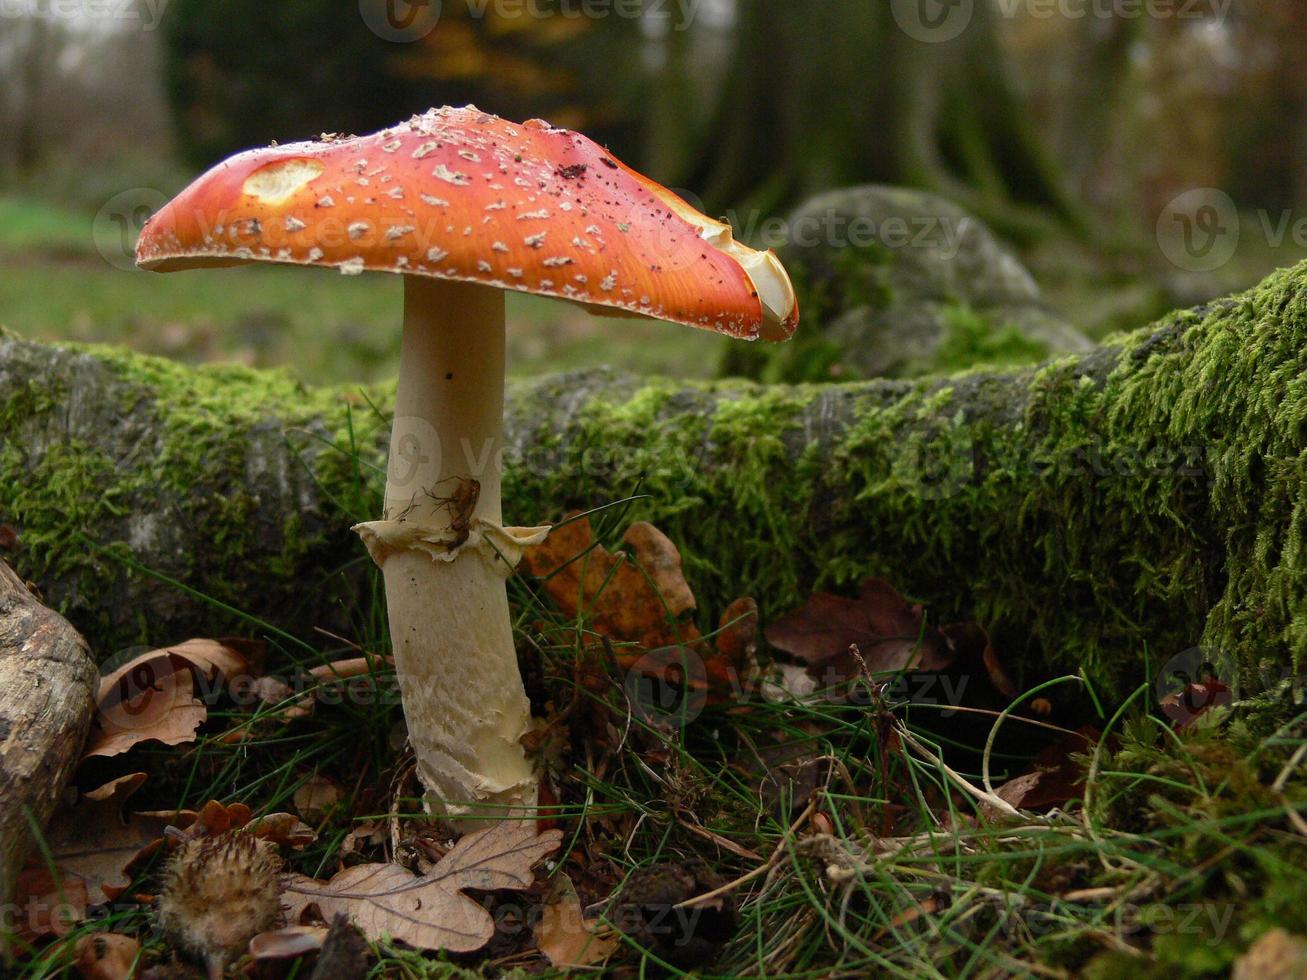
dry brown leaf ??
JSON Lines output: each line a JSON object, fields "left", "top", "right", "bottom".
{"left": 72, "top": 932, "right": 141, "bottom": 979}
{"left": 86, "top": 640, "right": 256, "bottom": 758}
{"left": 13, "top": 866, "right": 88, "bottom": 940}
{"left": 765, "top": 578, "right": 955, "bottom": 681}
{"left": 294, "top": 776, "right": 342, "bottom": 822}
{"left": 521, "top": 516, "right": 703, "bottom": 656}
{"left": 283, "top": 822, "right": 561, "bottom": 951}
{"left": 534, "top": 874, "right": 618, "bottom": 969}
{"left": 988, "top": 728, "right": 1098, "bottom": 818}
{"left": 248, "top": 925, "right": 329, "bottom": 960}
{"left": 43, "top": 773, "right": 175, "bottom": 902}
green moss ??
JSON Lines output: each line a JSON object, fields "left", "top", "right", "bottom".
{"left": 0, "top": 337, "right": 385, "bottom": 651}
{"left": 916, "top": 304, "right": 1050, "bottom": 373}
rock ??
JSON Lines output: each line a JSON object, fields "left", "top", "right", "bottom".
{"left": 736, "top": 185, "right": 1091, "bottom": 381}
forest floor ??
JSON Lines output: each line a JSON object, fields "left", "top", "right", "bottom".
{"left": 10, "top": 488, "right": 1307, "bottom": 979}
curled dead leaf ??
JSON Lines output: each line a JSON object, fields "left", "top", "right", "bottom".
{"left": 248, "top": 925, "right": 329, "bottom": 960}
{"left": 86, "top": 639, "right": 259, "bottom": 759}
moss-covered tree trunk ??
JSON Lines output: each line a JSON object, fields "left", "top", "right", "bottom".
{"left": 3, "top": 263, "right": 1307, "bottom": 704}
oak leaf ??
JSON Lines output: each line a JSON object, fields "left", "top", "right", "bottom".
{"left": 283, "top": 822, "right": 561, "bottom": 952}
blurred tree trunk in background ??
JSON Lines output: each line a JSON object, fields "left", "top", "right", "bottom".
{"left": 0, "top": 14, "right": 53, "bottom": 179}
{"left": 683, "top": 0, "right": 1087, "bottom": 241}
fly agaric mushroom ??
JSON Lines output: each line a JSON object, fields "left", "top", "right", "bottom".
{"left": 136, "top": 106, "right": 798, "bottom": 820}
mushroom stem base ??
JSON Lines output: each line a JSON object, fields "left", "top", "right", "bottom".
{"left": 381, "top": 547, "right": 537, "bottom": 817}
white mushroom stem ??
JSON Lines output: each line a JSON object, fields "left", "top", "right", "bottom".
{"left": 354, "top": 277, "right": 544, "bottom": 822}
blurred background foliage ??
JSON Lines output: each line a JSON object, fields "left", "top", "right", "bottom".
{"left": 2, "top": 0, "right": 1306, "bottom": 384}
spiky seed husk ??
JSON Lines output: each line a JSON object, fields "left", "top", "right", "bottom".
{"left": 157, "top": 831, "right": 282, "bottom": 976}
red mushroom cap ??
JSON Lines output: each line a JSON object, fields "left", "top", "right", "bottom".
{"left": 136, "top": 106, "right": 797, "bottom": 341}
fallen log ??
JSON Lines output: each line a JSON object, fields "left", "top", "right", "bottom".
{"left": 2, "top": 262, "right": 1306, "bottom": 708}
{"left": 0, "top": 560, "right": 98, "bottom": 908}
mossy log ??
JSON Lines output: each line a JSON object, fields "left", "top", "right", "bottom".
{"left": 3, "top": 263, "right": 1307, "bottom": 706}
{"left": 0, "top": 559, "right": 97, "bottom": 909}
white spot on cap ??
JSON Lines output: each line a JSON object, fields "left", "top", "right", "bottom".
{"left": 243, "top": 158, "right": 325, "bottom": 204}
{"left": 427, "top": 247, "right": 449, "bottom": 262}
{"left": 458, "top": 150, "right": 481, "bottom": 162}
{"left": 524, "top": 232, "right": 547, "bottom": 248}
{"left": 508, "top": 268, "right": 524, "bottom": 278}
{"left": 600, "top": 271, "right": 618, "bottom": 291}
{"left": 387, "top": 225, "right": 415, "bottom": 241}
{"left": 477, "top": 260, "right": 493, "bottom": 273}
{"left": 518, "top": 209, "right": 550, "bottom": 220}
{"left": 421, "top": 195, "right": 449, "bottom": 207}
{"left": 308, "top": 247, "right": 325, "bottom": 261}
{"left": 348, "top": 221, "right": 370, "bottom": 240}
{"left": 284, "top": 216, "right": 306, "bottom": 232}
{"left": 317, "top": 195, "right": 335, "bottom": 208}
{"left": 433, "top": 165, "right": 471, "bottom": 186}
{"left": 492, "top": 241, "right": 509, "bottom": 253}
{"left": 413, "top": 142, "right": 439, "bottom": 159}
{"left": 543, "top": 256, "right": 573, "bottom": 267}
{"left": 382, "top": 140, "right": 402, "bottom": 153}
{"left": 340, "top": 258, "right": 365, "bottom": 275}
